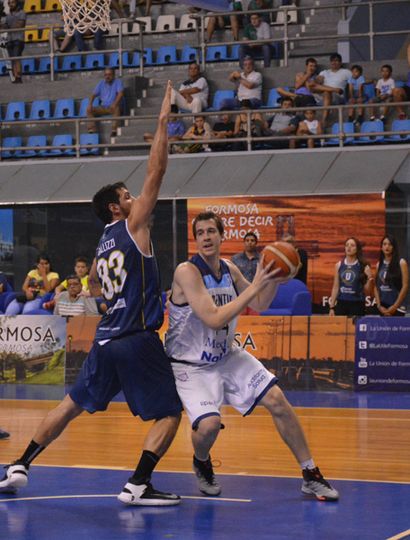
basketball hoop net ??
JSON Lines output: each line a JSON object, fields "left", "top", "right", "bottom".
{"left": 59, "top": 0, "right": 112, "bottom": 36}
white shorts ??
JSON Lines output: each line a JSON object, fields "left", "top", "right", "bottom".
{"left": 171, "top": 348, "right": 277, "bottom": 428}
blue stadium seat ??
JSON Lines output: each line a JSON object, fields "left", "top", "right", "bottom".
{"left": 362, "top": 83, "right": 376, "bottom": 101}
{"left": 156, "top": 46, "right": 178, "bottom": 65}
{"left": 262, "top": 88, "right": 288, "bottom": 109}
{"left": 0, "top": 292, "right": 16, "bottom": 314}
{"left": 0, "top": 60, "right": 9, "bottom": 76}
{"left": 355, "top": 120, "right": 385, "bottom": 144}
{"left": 129, "top": 48, "right": 154, "bottom": 67}
{"left": 207, "top": 90, "right": 235, "bottom": 111}
{"left": 29, "top": 100, "right": 51, "bottom": 120}
{"left": 326, "top": 122, "right": 355, "bottom": 146}
{"left": 83, "top": 53, "right": 105, "bottom": 70}
{"left": 385, "top": 119, "right": 410, "bottom": 142}
{"left": 260, "top": 279, "right": 312, "bottom": 316}
{"left": 21, "top": 57, "right": 36, "bottom": 74}
{"left": 229, "top": 44, "right": 240, "bottom": 60}
{"left": 78, "top": 97, "right": 100, "bottom": 117}
{"left": 5, "top": 101, "right": 26, "bottom": 121}
{"left": 54, "top": 98, "right": 76, "bottom": 119}
{"left": 49, "top": 134, "right": 75, "bottom": 156}
{"left": 80, "top": 133, "right": 99, "bottom": 155}
{"left": 60, "top": 54, "right": 82, "bottom": 72}
{"left": 395, "top": 80, "right": 405, "bottom": 88}
{"left": 37, "top": 56, "right": 58, "bottom": 73}
{"left": 206, "top": 45, "right": 228, "bottom": 62}
{"left": 179, "top": 45, "right": 198, "bottom": 64}
{"left": 107, "top": 52, "right": 130, "bottom": 68}
{"left": 24, "top": 135, "right": 48, "bottom": 157}
{"left": 1, "top": 137, "right": 24, "bottom": 158}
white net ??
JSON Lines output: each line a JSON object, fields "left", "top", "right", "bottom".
{"left": 59, "top": 0, "right": 112, "bottom": 36}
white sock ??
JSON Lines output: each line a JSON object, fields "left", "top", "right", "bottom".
{"left": 300, "top": 458, "right": 315, "bottom": 470}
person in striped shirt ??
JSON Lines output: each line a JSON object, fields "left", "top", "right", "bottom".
{"left": 54, "top": 275, "right": 99, "bottom": 317}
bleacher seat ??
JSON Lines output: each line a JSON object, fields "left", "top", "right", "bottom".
{"left": 156, "top": 46, "right": 178, "bottom": 65}
{"left": 385, "top": 119, "right": 410, "bottom": 142}
{"left": 25, "top": 29, "right": 42, "bottom": 43}
{"left": 83, "top": 53, "right": 105, "bottom": 70}
{"left": 49, "top": 134, "right": 75, "bottom": 156}
{"left": 0, "top": 292, "right": 17, "bottom": 315}
{"left": 260, "top": 279, "right": 312, "bottom": 316}
{"left": 60, "top": 54, "right": 82, "bottom": 72}
{"left": 108, "top": 52, "right": 130, "bottom": 68}
{"left": 179, "top": 45, "right": 198, "bottom": 64}
{"left": 21, "top": 57, "right": 36, "bottom": 74}
{"left": 363, "top": 83, "right": 376, "bottom": 101}
{"left": 54, "top": 98, "right": 76, "bottom": 119}
{"left": 130, "top": 48, "right": 154, "bottom": 67}
{"left": 5, "top": 101, "right": 26, "bottom": 121}
{"left": 37, "top": 56, "right": 58, "bottom": 74}
{"left": 326, "top": 122, "right": 355, "bottom": 146}
{"left": 355, "top": 120, "right": 385, "bottom": 144}
{"left": 207, "top": 90, "right": 235, "bottom": 111}
{"left": 40, "top": 28, "right": 51, "bottom": 42}
{"left": 155, "top": 15, "right": 176, "bottom": 32}
{"left": 80, "top": 133, "right": 99, "bottom": 155}
{"left": 179, "top": 14, "right": 197, "bottom": 31}
{"left": 24, "top": 135, "right": 48, "bottom": 157}
{"left": 24, "top": 0, "right": 42, "bottom": 12}
{"left": 1, "top": 137, "right": 24, "bottom": 159}
{"left": 0, "top": 60, "right": 9, "bottom": 76}
{"left": 206, "top": 45, "right": 228, "bottom": 62}
{"left": 395, "top": 80, "right": 405, "bottom": 88}
{"left": 30, "top": 100, "right": 51, "bottom": 120}
{"left": 262, "top": 88, "right": 287, "bottom": 109}
{"left": 274, "top": 4, "right": 298, "bottom": 24}
{"left": 45, "top": 0, "right": 61, "bottom": 10}
{"left": 229, "top": 44, "right": 240, "bottom": 60}
{"left": 133, "top": 17, "right": 152, "bottom": 33}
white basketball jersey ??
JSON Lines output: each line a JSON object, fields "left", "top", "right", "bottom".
{"left": 165, "top": 255, "right": 238, "bottom": 364}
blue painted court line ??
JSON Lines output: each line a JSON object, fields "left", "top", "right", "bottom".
{"left": 2, "top": 384, "right": 410, "bottom": 410}
{"left": 1, "top": 466, "right": 410, "bottom": 540}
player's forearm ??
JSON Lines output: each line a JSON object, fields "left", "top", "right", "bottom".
{"left": 88, "top": 276, "right": 102, "bottom": 297}
{"left": 147, "top": 115, "right": 168, "bottom": 178}
{"left": 248, "top": 280, "right": 279, "bottom": 311}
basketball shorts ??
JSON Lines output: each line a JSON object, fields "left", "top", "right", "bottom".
{"left": 70, "top": 331, "right": 182, "bottom": 420}
{"left": 171, "top": 348, "right": 277, "bottom": 429}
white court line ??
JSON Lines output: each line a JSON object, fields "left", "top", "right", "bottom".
{"left": 386, "top": 529, "right": 410, "bottom": 540}
{"left": 0, "top": 494, "right": 251, "bottom": 504}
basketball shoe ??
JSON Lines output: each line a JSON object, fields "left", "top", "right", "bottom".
{"left": 118, "top": 481, "right": 181, "bottom": 506}
{"left": 0, "top": 429, "right": 10, "bottom": 440}
{"left": 193, "top": 456, "right": 221, "bottom": 496}
{"left": 0, "top": 464, "right": 29, "bottom": 494}
{"left": 301, "top": 467, "right": 339, "bottom": 501}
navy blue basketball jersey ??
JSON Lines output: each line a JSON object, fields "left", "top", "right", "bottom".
{"left": 94, "top": 220, "right": 163, "bottom": 341}
{"left": 337, "top": 259, "right": 364, "bottom": 302}
{"left": 377, "top": 260, "right": 405, "bottom": 311}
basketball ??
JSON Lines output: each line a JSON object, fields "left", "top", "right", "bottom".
{"left": 261, "top": 242, "right": 301, "bottom": 279}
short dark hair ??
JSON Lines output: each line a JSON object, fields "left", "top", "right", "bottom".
{"left": 192, "top": 212, "right": 224, "bottom": 239}
{"left": 66, "top": 274, "right": 81, "bottom": 284}
{"left": 381, "top": 64, "right": 393, "bottom": 73}
{"left": 244, "top": 232, "right": 258, "bottom": 242}
{"left": 351, "top": 64, "right": 363, "bottom": 74}
{"left": 240, "top": 99, "right": 252, "bottom": 109}
{"left": 74, "top": 256, "right": 89, "bottom": 266}
{"left": 279, "top": 96, "right": 293, "bottom": 105}
{"left": 330, "top": 53, "right": 342, "bottom": 62}
{"left": 36, "top": 253, "right": 51, "bottom": 264}
{"left": 92, "top": 182, "right": 127, "bottom": 224}
{"left": 305, "top": 57, "right": 317, "bottom": 65}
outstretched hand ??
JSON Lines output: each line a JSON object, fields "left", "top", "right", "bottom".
{"left": 159, "top": 80, "right": 173, "bottom": 123}
{"left": 252, "top": 257, "right": 284, "bottom": 291}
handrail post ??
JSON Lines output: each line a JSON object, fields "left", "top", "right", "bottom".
{"left": 338, "top": 105, "right": 344, "bottom": 147}
{"left": 200, "top": 14, "right": 206, "bottom": 72}
{"left": 118, "top": 21, "right": 123, "bottom": 77}
{"left": 369, "top": 2, "right": 374, "bottom": 61}
{"left": 247, "top": 111, "right": 252, "bottom": 152}
{"left": 139, "top": 23, "right": 144, "bottom": 77}
{"left": 75, "top": 119, "right": 80, "bottom": 158}
{"left": 50, "top": 24, "right": 55, "bottom": 82}
{"left": 283, "top": 9, "right": 289, "bottom": 68}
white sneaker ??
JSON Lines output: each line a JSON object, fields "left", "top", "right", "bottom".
{"left": 301, "top": 467, "right": 339, "bottom": 501}
{"left": 117, "top": 482, "right": 181, "bottom": 506}
{"left": 193, "top": 457, "right": 221, "bottom": 496}
{"left": 0, "top": 464, "right": 29, "bottom": 494}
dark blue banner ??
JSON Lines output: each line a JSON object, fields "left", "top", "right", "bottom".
{"left": 355, "top": 317, "right": 410, "bottom": 391}
{"left": 171, "top": 1, "right": 230, "bottom": 11}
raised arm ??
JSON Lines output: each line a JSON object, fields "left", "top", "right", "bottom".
{"left": 88, "top": 258, "right": 102, "bottom": 297}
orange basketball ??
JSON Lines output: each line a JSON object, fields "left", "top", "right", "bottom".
{"left": 261, "top": 241, "right": 301, "bottom": 279}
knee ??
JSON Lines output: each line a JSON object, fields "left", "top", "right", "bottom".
{"left": 195, "top": 415, "right": 221, "bottom": 438}
{"left": 261, "top": 385, "right": 289, "bottom": 416}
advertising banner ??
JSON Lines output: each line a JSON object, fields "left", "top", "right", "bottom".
{"left": 0, "top": 315, "right": 66, "bottom": 384}
{"left": 355, "top": 317, "right": 410, "bottom": 391}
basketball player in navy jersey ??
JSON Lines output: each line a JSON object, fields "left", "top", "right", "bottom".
{"left": 0, "top": 82, "right": 183, "bottom": 506}
{"left": 165, "top": 211, "right": 339, "bottom": 502}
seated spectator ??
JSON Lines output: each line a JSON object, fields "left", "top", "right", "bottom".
{"left": 369, "top": 64, "right": 395, "bottom": 123}
{"left": 240, "top": 12, "right": 273, "bottom": 68}
{"left": 171, "top": 63, "right": 209, "bottom": 114}
{"left": 315, "top": 53, "right": 352, "bottom": 124}
{"left": 282, "top": 233, "right": 308, "bottom": 284}
{"left": 54, "top": 256, "right": 90, "bottom": 297}
{"left": 22, "top": 254, "right": 60, "bottom": 301}
{"left": 246, "top": 0, "right": 273, "bottom": 24}
{"left": 233, "top": 100, "right": 267, "bottom": 150}
{"left": 278, "top": 57, "right": 318, "bottom": 108}
{"left": 54, "top": 275, "right": 99, "bottom": 317}
{"left": 221, "top": 56, "right": 262, "bottom": 110}
{"left": 1, "top": 0, "right": 26, "bottom": 83}
{"left": 210, "top": 113, "right": 235, "bottom": 151}
{"left": 207, "top": 0, "right": 243, "bottom": 42}
{"left": 231, "top": 231, "right": 260, "bottom": 281}
{"left": 144, "top": 105, "right": 185, "bottom": 143}
{"left": 74, "top": 28, "right": 104, "bottom": 52}
{"left": 53, "top": 15, "right": 73, "bottom": 53}
{"left": 347, "top": 64, "right": 366, "bottom": 125}
{"left": 392, "top": 43, "right": 410, "bottom": 119}
{"left": 265, "top": 97, "right": 300, "bottom": 148}
{"left": 87, "top": 68, "right": 124, "bottom": 138}
{"left": 173, "top": 116, "right": 212, "bottom": 154}
{"left": 290, "top": 109, "right": 323, "bottom": 149}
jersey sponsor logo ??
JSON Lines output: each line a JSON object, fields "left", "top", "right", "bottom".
{"left": 106, "top": 297, "right": 127, "bottom": 315}
{"left": 97, "top": 238, "right": 116, "bottom": 256}
{"left": 200, "top": 400, "right": 215, "bottom": 407}
{"left": 211, "top": 292, "right": 233, "bottom": 306}
{"left": 201, "top": 350, "right": 224, "bottom": 363}
{"left": 247, "top": 369, "right": 266, "bottom": 390}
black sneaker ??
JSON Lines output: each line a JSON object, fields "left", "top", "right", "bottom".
{"left": 193, "top": 456, "right": 221, "bottom": 496}
{"left": 0, "top": 429, "right": 10, "bottom": 440}
{"left": 301, "top": 467, "right": 339, "bottom": 501}
{"left": 117, "top": 481, "right": 181, "bottom": 506}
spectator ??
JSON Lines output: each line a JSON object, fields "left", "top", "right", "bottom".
{"left": 369, "top": 64, "right": 395, "bottom": 123}
{"left": 173, "top": 116, "right": 212, "bottom": 154}
{"left": 328, "top": 237, "right": 373, "bottom": 317}
{"left": 231, "top": 231, "right": 260, "bottom": 281}
{"left": 281, "top": 233, "right": 308, "bottom": 284}
{"left": 315, "top": 53, "right": 352, "bottom": 124}
{"left": 171, "top": 63, "right": 209, "bottom": 114}
{"left": 0, "top": 428, "right": 10, "bottom": 440}
{"left": 374, "top": 235, "right": 408, "bottom": 317}
{"left": 264, "top": 96, "right": 300, "bottom": 148}
{"left": 54, "top": 275, "right": 99, "bottom": 317}
{"left": 207, "top": 0, "right": 242, "bottom": 42}
{"left": 74, "top": 28, "right": 104, "bottom": 52}
{"left": 87, "top": 68, "right": 124, "bottom": 138}
{"left": 221, "top": 56, "right": 263, "bottom": 110}
{"left": 55, "top": 256, "right": 90, "bottom": 297}
{"left": 347, "top": 64, "right": 365, "bottom": 125}
{"left": 22, "top": 254, "right": 60, "bottom": 301}
{"left": 0, "top": 271, "right": 10, "bottom": 294}
{"left": 240, "top": 12, "right": 273, "bottom": 68}
{"left": 392, "top": 43, "right": 410, "bottom": 119}
{"left": 232, "top": 100, "right": 267, "bottom": 150}
{"left": 53, "top": 15, "right": 73, "bottom": 53}
{"left": 144, "top": 105, "right": 185, "bottom": 143}
{"left": 1, "top": 0, "right": 26, "bottom": 84}
{"left": 210, "top": 113, "right": 235, "bottom": 151}
{"left": 247, "top": 0, "right": 273, "bottom": 24}
{"left": 290, "top": 109, "right": 323, "bottom": 149}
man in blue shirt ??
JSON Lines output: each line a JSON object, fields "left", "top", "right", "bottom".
{"left": 87, "top": 68, "right": 125, "bottom": 137}
{"left": 231, "top": 232, "right": 260, "bottom": 282}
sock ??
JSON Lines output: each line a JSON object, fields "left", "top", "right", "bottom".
{"left": 300, "top": 458, "right": 315, "bottom": 470}
{"left": 130, "top": 450, "right": 160, "bottom": 485}
{"left": 17, "top": 440, "right": 45, "bottom": 467}
{"left": 193, "top": 454, "right": 212, "bottom": 472}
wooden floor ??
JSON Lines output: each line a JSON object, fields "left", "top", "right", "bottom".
{"left": 1, "top": 399, "right": 410, "bottom": 483}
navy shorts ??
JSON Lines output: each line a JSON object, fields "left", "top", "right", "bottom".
{"left": 69, "top": 331, "right": 182, "bottom": 420}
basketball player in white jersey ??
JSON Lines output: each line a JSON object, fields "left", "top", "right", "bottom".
{"left": 165, "top": 211, "right": 339, "bottom": 502}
